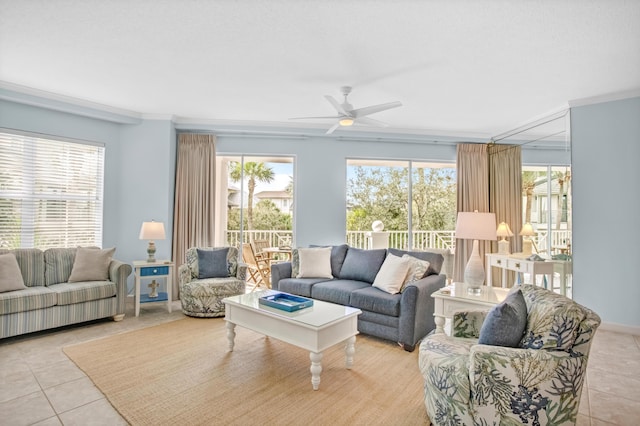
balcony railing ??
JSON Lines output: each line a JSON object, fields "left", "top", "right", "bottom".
{"left": 227, "top": 229, "right": 572, "bottom": 253}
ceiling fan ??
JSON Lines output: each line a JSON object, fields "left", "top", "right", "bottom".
{"left": 290, "top": 86, "right": 402, "bottom": 134}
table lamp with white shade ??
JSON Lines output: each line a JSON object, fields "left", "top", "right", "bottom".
{"left": 519, "top": 222, "right": 536, "bottom": 256}
{"left": 496, "top": 222, "right": 514, "bottom": 255}
{"left": 455, "top": 211, "right": 497, "bottom": 295}
{"left": 139, "top": 220, "right": 166, "bottom": 263}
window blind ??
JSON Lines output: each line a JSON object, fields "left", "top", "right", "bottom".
{"left": 0, "top": 130, "right": 105, "bottom": 249}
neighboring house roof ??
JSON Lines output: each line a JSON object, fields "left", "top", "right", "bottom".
{"left": 227, "top": 192, "right": 241, "bottom": 208}
{"left": 533, "top": 176, "right": 568, "bottom": 196}
{"left": 255, "top": 190, "right": 291, "bottom": 199}
{"left": 228, "top": 189, "right": 291, "bottom": 208}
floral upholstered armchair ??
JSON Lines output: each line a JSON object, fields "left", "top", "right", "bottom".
{"left": 178, "top": 247, "right": 247, "bottom": 317}
{"left": 418, "top": 284, "right": 600, "bottom": 426}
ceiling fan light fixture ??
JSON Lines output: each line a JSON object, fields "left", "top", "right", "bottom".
{"left": 339, "top": 117, "right": 354, "bottom": 126}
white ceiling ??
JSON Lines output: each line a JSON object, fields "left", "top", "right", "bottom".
{"left": 1, "top": 0, "right": 639, "bottom": 139}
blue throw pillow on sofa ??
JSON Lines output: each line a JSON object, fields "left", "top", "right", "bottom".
{"left": 197, "top": 248, "right": 230, "bottom": 279}
{"left": 338, "top": 247, "right": 387, "bottom": 284}
{"left": 478, "top": 288, "right": 528, "bottom": 347}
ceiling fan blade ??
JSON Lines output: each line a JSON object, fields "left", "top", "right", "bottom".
{"left": 289, "top": 115, "right": 342, "bottom": 120}
{"left": 355, "top": 117, "right": 389, "bottom": 127}
{"left": 324, "top": 95, "right": 349, "bottom": 116}
{"left": 326, "top": 122, "right": 341, "bottom": 134}
{"left": 352, "top": 101, "right": 402, "bottom": 118}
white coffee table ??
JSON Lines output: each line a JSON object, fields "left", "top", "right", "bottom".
{"left": 222, "top": 290, "right": 362, "bottom": 390}
{"left": 432, "top": 282, "right": 510, "bottom": 334}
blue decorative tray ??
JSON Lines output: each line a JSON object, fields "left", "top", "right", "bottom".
{"left": 259, "top": 292, "right": 313, "bottom": 312}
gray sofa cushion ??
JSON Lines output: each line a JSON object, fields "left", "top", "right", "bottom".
{"left": 0, "top": 286, "right": 57, "bottom": 315}
{"left": 329, "top": 244, "right": 349, "bottom": 277}
{"left": 338, "top": 248, "right": 387, "bottom": 283}
{"left": 388, "top": 248, "right": 444, "bottom": 277}
{"left": 278, "top": 277, "right": 329, "bottom": 298}
{"left": 44, "top": 248, "right": 77, "bottom": 286}
{"left": 50, "top": 281, "right": 117, "bottom": 306}
{"left": 350, "top": 286, "right": 401, "bottom": 317}
{"left": 311, "top": 279, "right": 370, "bottom": 305}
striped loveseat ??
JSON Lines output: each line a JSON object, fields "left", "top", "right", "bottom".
{"left": 0, "top": 248, "right": 132, "bottom": 339}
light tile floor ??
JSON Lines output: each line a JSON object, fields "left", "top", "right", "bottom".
{"left": 1, "top": 299, "right": 639, "bottom": 425}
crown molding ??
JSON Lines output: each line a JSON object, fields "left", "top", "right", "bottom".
{"left": 0, "top": 81, "right": 142, "bottom": 124}
{"left": 568, "top": 88, "right": 640, "bottom": 108}
{"left": 174, "top": 117, "right": 492, "bottom": 142}
{"left": 141, "top": 113, "right": 177, "bottom": 121}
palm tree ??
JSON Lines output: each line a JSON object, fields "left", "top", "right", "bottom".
{"left": 553, "top": 170, "right": 570, "bottom": 230}
{"left": 522, "top": 171, "right": 538, "bottom": 224}
{"left": 229, "top": 162, "right": 275, "bottom": 230}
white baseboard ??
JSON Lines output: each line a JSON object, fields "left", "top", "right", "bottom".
{"left": 599, "top": 321, "right": 640, "bottom": 336}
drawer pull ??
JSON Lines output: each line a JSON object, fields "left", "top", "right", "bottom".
{"left": 153, "top": 269, "right": 158, "bottom": 273}
{"left": 515, "top": 262, "right": 521, "bottom": 268}
{"left": 497, "top": 259, "right": 502, "bottom": 265}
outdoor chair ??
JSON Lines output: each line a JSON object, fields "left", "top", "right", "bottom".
{"left": 242, "top": 243, "right": 271, "bottom": 291}
{"left": 251, "top": 239, "right": 270, "bottom": 261}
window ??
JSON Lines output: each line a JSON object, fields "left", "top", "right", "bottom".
{"left": 217, "top": 155, "right": 294, "bottom": 248}
{"left": 0, "top": 130, "right": 105, "bottom": 249}
{"left": 346, "top": 159, "right": 456, "bottom": 250}
{"left": 522, "top": 165, "right": 572, "bottom": 255}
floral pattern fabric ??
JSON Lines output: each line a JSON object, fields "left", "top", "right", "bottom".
{"left": 419, "top": 284, "right": 601, "bottom": 426}
{"left": 179, "top": 247, "right": 246, "bottom": 317}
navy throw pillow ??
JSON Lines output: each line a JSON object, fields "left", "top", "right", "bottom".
{"left": 338, "top": 247, "right": 387, "bottom": 284}
{"left": 478, "top": 288, "right": 528, "bottom": 347}
{"left": 197, "top": 248, "right": 230, "bottom": 279}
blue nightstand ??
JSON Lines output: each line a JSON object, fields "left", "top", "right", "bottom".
{"left": 132, "top": 260, "right": 174, "bottom": 316}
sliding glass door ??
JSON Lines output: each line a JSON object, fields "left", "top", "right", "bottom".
{"left": 216, "top": 155, "right": 294, "bottom": 249}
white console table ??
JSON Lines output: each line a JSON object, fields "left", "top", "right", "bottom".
{"left": 486, "top": 253, "right": 569, "bottom": 296}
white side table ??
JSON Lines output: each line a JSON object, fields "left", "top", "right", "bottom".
{"left": 132, "top": 260, "right": 174, "bottom": 317}
{"left": 432, "top": 283, "right": 509, "bottom": 334}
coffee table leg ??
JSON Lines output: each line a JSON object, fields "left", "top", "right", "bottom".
{"left": 309, "top": 352, "right": 323, "bottom": 390}
{"left": 345, "top": 335, "right": 356, "bottom": 369}
{"left": 226, "top": 321, "right": 236, "bottom": 352}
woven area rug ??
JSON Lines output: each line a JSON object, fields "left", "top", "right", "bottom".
{"left": 63, "top": 317, "right": 430, "bottom": 426}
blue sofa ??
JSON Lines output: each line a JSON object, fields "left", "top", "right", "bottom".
{"left": 271, "top": 245, "right": 446, "bottom": 352}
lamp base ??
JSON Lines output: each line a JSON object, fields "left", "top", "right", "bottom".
{"left": 497, "top": 239, "right": 510, "bottom": 255}
{"left": 522, "top": 239, "right": 533, "bottom": 256}
{"left": 146, "top": 241, "right": 157, "bottom": 263}
{"left": 464, "top": 239, "right": 486, "bottom": 293}
{"left": 467, "top": 286, "right": 483, "bottom": 296}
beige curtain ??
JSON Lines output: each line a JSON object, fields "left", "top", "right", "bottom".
{"left": 454, "top": 143, "right": 490, "bottom": 283}
{"left": 488, "top": 144, "right": 522, "bottom": 286}
{"left": 172, "top": 133, "right": 216, "bottom": 299}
